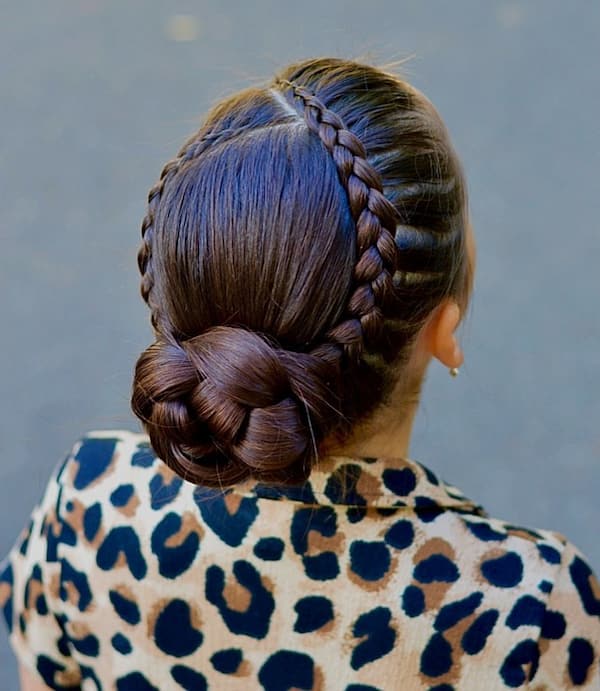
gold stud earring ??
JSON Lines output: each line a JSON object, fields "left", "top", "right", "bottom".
{"left": 449, "top": 367, "right": 460, "bottom": 378}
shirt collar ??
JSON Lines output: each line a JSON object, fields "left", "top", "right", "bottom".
{"left": 241, "top": 455, "right": 486, "bottom": 516}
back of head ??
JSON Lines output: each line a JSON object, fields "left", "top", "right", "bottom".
{"left": 131, "top": 56, "right": 469, "bottom": 487}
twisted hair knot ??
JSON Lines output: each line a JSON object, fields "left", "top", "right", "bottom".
{"left": 132, "top": 326, "right": 344, "bottom": 485}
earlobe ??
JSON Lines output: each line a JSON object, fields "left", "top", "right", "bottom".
{"left": 427, "top": 300, "right": 464, "bottom": 369}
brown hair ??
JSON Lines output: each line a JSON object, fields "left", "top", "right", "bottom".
{"left": 131, "top": 56, "right": 469, "bottom": 487}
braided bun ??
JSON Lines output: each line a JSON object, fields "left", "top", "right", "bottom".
{"left": 132, "top": 326, "right": 344, "bottom": 486}
{"left": 131, "top": 57, "right": 469, "bottom": 487}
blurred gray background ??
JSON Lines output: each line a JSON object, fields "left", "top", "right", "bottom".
{"left": 1, "top": 0, "right": 598, "bottom": 685}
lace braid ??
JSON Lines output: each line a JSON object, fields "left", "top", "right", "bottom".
{"left": 138, "top": 141, "right": 200, "bottom": 332}
{"left": 276, "top": 79, "right": 400, "bottom": 363}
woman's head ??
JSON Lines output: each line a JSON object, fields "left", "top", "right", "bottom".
{"left": 131, "top": 56, "right": 471, "bottom": 487}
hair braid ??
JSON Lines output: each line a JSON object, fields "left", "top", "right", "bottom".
{"left": 132, "top": 58, "right": 469, "bottom": 488}
{"left": 138, "top": 142, "right": 202, "bottom": 332}
{"left": 276, "top": 79, "right": 400, "bottom": 363}
{"left": 139, "top": 160, "right": 179, "bottom": 332}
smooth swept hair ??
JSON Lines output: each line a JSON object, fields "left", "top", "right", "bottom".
{"left": 131, "top": 56, "right": 469, "bottom": 487}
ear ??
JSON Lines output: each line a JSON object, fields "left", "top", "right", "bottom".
{"left": 421, "top": 299, "right": 464, "bottom": 369}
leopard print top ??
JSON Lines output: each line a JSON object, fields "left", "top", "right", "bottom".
{"left": 1, "top": 430, "right": 599, "bottom": 689}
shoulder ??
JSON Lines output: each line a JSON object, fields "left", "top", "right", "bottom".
{"left": 61, "top": 429, "right": 157, "bottom": 490}
{"left": 22, "top": 429, "right": 191, "bottom": 607}
{"left": 445, "top": 511, "right": 600, "bottom": 686}
{"left": 31, "top": 429, "right": 185, "bottom": 576}
{"left": 386, "top": 496, "right": 599, "bottom": 687}
{"left": 52, "top": 428, "right": 180, "bottom": 509}
{"left": 55, "top": 429, "right": 188, "bottom": 540}
{"left": 451, "top": 508, "right": 596, "bottom": 599}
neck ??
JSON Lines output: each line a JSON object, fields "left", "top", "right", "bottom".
{"left": 319, "top": 348, "right": 429, "bottom": 462}
{"left": 319, "top": 393, "right": 420, "bottom": 460}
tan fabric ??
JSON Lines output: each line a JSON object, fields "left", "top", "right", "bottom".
{"left": 1, "top": 429, "right": 599, "bottom": 690}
